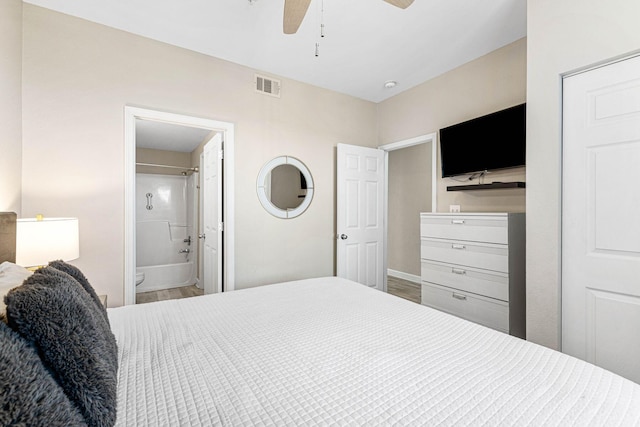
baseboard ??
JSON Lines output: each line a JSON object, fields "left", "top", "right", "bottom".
{"left": 387, "top": 269, "right": 421, "bottom": 284}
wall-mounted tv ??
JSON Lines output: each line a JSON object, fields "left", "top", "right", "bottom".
{"left": 439, "top": 103, "right": 526, "bottom": 178}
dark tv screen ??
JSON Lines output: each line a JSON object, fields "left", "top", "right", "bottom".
{"left": 440, "top": 104, "right": 526, "bottom": 178}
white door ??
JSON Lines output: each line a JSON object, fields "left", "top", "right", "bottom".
{"left": 202, "top": 133, "right": 223, "bottom": 294}
{"left": 336, "top": 143, "right": 385, "bottom": 291}
{"left": 562, "top": 55, "right": 640, "bottom": 383}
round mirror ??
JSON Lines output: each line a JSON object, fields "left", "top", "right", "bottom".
{"left": 257, "top": 156, "right": 314, "bottom": 219}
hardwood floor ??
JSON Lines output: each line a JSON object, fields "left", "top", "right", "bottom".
{"left": 136, "top": 284, "right": 204, "bottom": 304}
{"left": 136, "top": 278, "right": 419, "bottom": 306}
{"left": 387, "top": 276, "right": 421, "bottom": 304}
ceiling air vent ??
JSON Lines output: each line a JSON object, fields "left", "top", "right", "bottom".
{"left": 255, "top": 74, "right": 281, "bottom": 98}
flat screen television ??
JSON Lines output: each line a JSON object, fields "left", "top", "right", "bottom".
{"left": 440, "top": 103, "right": 526, "bottom": 178}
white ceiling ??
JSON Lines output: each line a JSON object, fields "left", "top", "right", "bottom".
{"left": 23, "top": 0, "right": 527, "bottom": 103}
{"left": 136, "top": 119, "right": 213, "bottom": 152}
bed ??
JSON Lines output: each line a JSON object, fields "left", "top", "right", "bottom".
{"left": 1, "top": 212, "right": 640, "bottom": 426}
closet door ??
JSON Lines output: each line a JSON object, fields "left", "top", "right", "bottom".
{"left": 562, "top": 55, "right": 640, "bottom": 384}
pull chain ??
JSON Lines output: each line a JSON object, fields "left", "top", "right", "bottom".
{"left": 320, "top": 0, "right": 325, "bottom": 37}
{"left": 315, "top": 0, "right": 325, "bottom": 57}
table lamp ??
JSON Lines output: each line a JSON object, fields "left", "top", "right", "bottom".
{"left": 16, "top": 216, "right": 79, "bottom": 268}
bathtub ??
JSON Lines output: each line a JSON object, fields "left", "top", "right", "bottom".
{"left": 136, "top": 261, "right": 197, "bottom": 293}
{"left": 135, "top": 220, "right": 197, "bottom": 293}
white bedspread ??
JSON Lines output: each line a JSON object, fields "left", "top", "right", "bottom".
{"left": 109, "top": 277, "right": 640, "bottom": 426}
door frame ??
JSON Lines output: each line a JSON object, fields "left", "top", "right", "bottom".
{"left": 378, "top": 132, "right": 437, "bottom": 290}
{"left": 123, "top": 106, "right": 235, "bottom": 305}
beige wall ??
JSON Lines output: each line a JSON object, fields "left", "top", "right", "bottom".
{"left": 526, "top": 0, "right": 640, "bottom": 349}
{"left": 190, "top": 131, "right": 218, "bottom": 169}
{"left": 0, "top": 0, "right": 22, "bottom": 214}
{"left": 21, "top": 5, "right": 377, "bottom": 306}
{"left": 388, "top": 143, "right": 431, "bottom": 276}
{"left": 377, "top": 38, "right": 527, "bottom": 214}
{"left": 136, "top": 147, "right": 192, "bottom": 176}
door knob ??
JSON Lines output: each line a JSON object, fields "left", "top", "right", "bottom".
{"left": 340, "top": 234, "right": 348, "bottom": 240}
{"left": 198, "top": 234, "right": 206, "bottom": 240}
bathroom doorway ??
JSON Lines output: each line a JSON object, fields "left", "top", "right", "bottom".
{"left": 124, "top": 107, "right": 235, "bottom": 306}
{"left": 379, "top": 133, "right": 437, "bottom": 298}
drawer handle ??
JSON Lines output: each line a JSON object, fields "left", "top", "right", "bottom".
{"left": 451, "top": 244, "right": 466, "bottom": 250}
{"left": 452, "top": 293, "right": 467, "bottom": 301}
{"left": 451, "top": 219, "right": 465, "bottom": 225}
{"left": 452, "top": 268, "right": 466, "bottom": 275}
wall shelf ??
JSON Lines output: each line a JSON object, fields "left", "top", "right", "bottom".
{"left": 446, "top": 182, "right": 526, "bottom": 191}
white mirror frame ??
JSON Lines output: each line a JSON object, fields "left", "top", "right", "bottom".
{"left": 257, "top": 156, "right": 314, "bottom": 219}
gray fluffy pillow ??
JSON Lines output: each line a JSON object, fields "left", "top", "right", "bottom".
{"left": 5, "top": 267, "right": 117, "bottom": 427}
{"left": 48, "top": 260, "right": 109, "bottom": 324}
{"left": 0, "top": 320, "right": 87, "bottom": 426}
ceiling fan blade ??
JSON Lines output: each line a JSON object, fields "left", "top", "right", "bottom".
{"left": 383, "top": 0, "right": 414, "bottom": 9}
{"left": 283, "top": 0, "right": 312, "bottom": 34}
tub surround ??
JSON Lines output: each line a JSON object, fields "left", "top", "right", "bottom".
{"left": 135, "top": 173, "right": 198, "bottom": 293}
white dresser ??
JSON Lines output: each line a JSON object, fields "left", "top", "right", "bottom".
{"left": 420, "top": 213, "right": 525, "bottom": 338}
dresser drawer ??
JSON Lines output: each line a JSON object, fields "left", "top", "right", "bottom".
{"left": 421, "top": 282, "right": 509, "bottom": 333}
{"left": 421, "top": 260, "right": 509, "bottom": 301}
{"left": 420, "top": 214, "right": 508, "bottom": 244}
{"left": 420, "top": 238, "right": 508, "bottom": 273}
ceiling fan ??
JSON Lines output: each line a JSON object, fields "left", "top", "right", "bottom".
{"left": 283, "top": 0, "right": 415, "bottom": 34}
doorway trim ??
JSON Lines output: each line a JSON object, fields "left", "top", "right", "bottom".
{"left": 378, "top": 132, "right": 437, "bottom": 290}
{"left": 124, "top": 106, "right": 235, "bottom": 305}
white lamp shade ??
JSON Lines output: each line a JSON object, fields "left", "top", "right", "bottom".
{"left": 16, "top": 218, "right": 79, "bottom": 267}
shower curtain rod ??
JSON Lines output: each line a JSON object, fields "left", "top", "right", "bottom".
{"left": 136, "top": 162, "right": 199, "bottom": 173}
